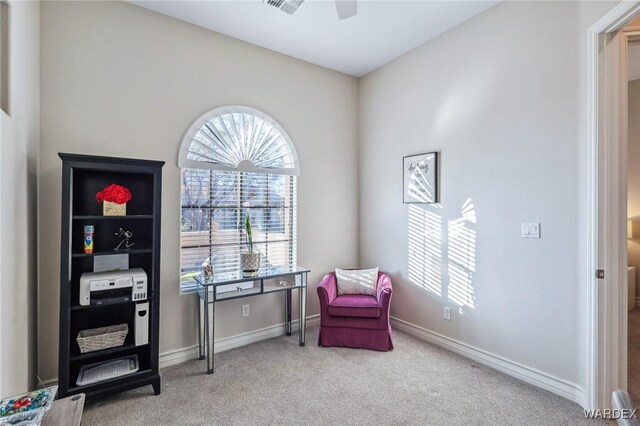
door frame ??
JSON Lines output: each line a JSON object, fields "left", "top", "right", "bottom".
{"left": 587, "top": 1, "right": 640, "bottom": 410}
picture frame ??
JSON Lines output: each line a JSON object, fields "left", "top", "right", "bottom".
{"left": 0, "top": 0, "right": 8, "bottom": 114}
{"left": 403, "top": 152, "right": 438, "bottom": 204}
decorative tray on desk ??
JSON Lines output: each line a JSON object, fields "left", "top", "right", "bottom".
{"left": 0, "top": 386, "right": 58, "bottom": 426}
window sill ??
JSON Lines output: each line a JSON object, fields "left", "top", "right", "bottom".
{"left": 180, "top": 283, "right": 197, "bottom": 295}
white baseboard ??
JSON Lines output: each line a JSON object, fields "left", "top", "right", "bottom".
{"left": 42, "top": 315, "right": 319, "bottom": 386}
{"left": 390, "top": 316, "right": 587, "bottom": 408}
{"left": 42, "top": 377, "right": 57, "bottom": 387}
{"left": 159, "top": 315, "right": 319, "bottom": 370}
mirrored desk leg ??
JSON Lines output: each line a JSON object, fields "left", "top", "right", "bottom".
{"left": 285, "top": 289, "right": 292, "bottom": 336}
{"left": 203, "top": 289, "right": 215, "bottom": 374}
{"left": 197, "top": 295, "right": 204, "bottom": 360}
{"left": 299, "top": 277, "right": 307, "bottom": 346}
{"left": 207, "top": 300, "right": 215, "bottom": 374}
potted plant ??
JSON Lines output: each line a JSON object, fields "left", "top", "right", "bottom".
{"left": 241, "top": 214, "right": 260, "bottom": 276}
{"left": 96, "top": 184, "right": 132, "bottom": 216}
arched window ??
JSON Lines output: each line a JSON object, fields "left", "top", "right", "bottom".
{"left": 179, "top": 106, "right": 298, "bottom": 292}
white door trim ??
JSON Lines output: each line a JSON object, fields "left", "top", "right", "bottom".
{"left": 587, "top": 1, "right": 640, "bottom": 410}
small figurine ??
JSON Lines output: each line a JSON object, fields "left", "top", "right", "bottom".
{"left": 202, "top": 260, "right": 214, "bottom": 278}
{"left": 114, "top": 228, "right": 135, "bottom": 252}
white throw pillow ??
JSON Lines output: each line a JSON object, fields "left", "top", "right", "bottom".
{"left": 335, "top": 268, "right": 379, "bottom": 296}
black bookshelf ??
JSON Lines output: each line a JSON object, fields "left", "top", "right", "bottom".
{"left": 58, "top": 153, "right": 164, "bottom": 399}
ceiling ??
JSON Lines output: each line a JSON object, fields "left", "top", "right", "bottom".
{"left": 129, "top": 0, "right": 498, "bottom": 77}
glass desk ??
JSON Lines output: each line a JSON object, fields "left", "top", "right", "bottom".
{"left": 194, "top": 266, "right": 310, "bottom": 374}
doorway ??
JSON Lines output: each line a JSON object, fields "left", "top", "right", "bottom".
{"left": 627, "top": 27, "right": 640, "bottom": 406}
{"left": 588, "top": 2, "right": 640, "bottom": 411}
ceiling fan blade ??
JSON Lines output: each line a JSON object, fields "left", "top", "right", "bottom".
{"left": 335, "top": 0, "right": 357, "bottom": 20}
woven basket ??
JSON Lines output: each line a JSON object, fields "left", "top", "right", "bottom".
{"left": 103, "top": 201, "right": 126, "bottom": 216}
{"left": 77, "top": 323, "right": 128, "bottom": 353}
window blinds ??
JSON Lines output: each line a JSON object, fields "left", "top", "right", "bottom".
{"left": 180, "top": 169, "right": 297, "bottom": 292}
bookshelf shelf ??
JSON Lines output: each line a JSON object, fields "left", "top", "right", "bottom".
{"left": 71, "top": 249, "right": 152, "bottom": 258}
{"left": 72, "top": 215, "right": 153, "bottom": 220}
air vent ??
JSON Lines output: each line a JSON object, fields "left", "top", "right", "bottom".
{"left": 265, "top": 0, "right": 305, "bottom": 15}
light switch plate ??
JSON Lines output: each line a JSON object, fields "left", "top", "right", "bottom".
{"left": 522, "top": 223, "right": 541, "bottom": 239}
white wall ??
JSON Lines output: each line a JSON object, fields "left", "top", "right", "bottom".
{"left": 38, "top": 1, "right": 359, "bottom": 382}
{"left": 629, "top": 46, "right": 640, "bottom": 82}
{"left": 358, "top": 0, "right": 614, "bottom": 392}
{"left": 0, "top": 0, "right": 40, "bottom": 396}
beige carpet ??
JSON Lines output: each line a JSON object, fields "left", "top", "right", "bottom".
{"left": 629, "top": 308, "right": 640, "bottom": 407}
{"left": 82, "top": 326, "right": 604, "bottom": 425}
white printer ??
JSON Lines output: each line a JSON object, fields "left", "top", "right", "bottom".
{"left": 79, "top": 268, "right": 147, "bottom": 306}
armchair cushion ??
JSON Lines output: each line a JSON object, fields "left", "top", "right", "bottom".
{"left": 335, "top": 267, "right": 379, "bottom": 296}
{"left": 328, "top": 295, "right": 381, "bottom": 318}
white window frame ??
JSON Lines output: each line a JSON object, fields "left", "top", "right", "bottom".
{"left": 178, "top": 106, "right": 299, "bottom": 294}
{"left": 178, "top": 105, "right": 300, "bottom": 176}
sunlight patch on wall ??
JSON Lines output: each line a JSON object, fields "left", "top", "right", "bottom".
{"left": 408, "top": 205, "right": 442, "bottom": 296}
{"left": 446, "top": 199, "right": 476, "bottom": 309}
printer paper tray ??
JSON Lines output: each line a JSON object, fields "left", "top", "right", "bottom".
{"left": 76, "top": 355, "right": 139, "bottom": 386}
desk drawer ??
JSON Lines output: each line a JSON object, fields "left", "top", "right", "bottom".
{"left": 217, "top": 281, "right": 254, "bottom": 294}
{"left": 263, "top": 275, "right": 300, "bottom": 293}
{"left": 214, "top": 281, "right": 260, "bottom": 300}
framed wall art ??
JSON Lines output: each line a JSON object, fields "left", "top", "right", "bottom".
{"left": 403, "top": 152, "right": 438, "bottom": 204}
{"left": 0, "top": 0, "right": 7, "bottom": 114}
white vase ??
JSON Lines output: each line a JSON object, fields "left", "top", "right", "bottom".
{"left": 241, "top": 252, "right": 260, "bottom": 276}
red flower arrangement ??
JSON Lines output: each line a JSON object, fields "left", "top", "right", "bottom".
{"left": 96, "top": 184, "right": 132, "bottom": 205}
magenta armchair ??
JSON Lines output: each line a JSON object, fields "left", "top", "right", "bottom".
{"left": 317, "top": 271, "right": 393, "bottom": 351}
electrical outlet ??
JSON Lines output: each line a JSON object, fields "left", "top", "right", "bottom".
{"left": 443, "top": 306, "right": 451, "bottom": 321}
{"left": 242, "top": 304, "right": 250, "bottom": 317}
